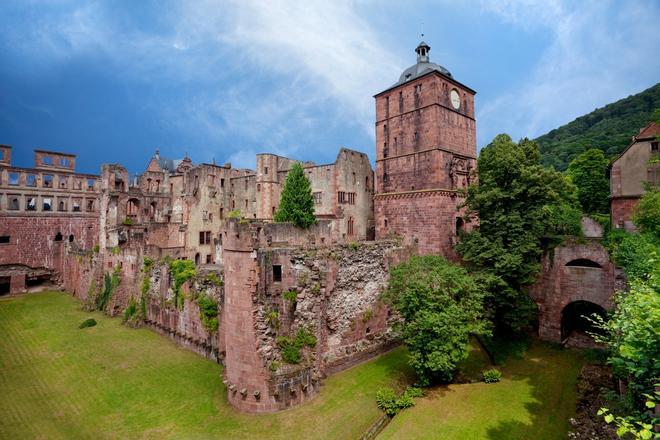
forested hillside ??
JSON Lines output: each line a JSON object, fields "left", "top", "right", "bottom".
{"left": 535, "top": 83, "right": 660, "bottom": 170}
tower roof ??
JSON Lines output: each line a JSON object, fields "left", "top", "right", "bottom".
{"left": 375, "top": 40, "right": 475, "bottom": 97}
{"left": 395, "top": 41, "right": 452, "bottom": 86}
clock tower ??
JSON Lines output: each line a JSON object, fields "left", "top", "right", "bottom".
{"left": 374, "top": 41, "right": 477, "bottom": 257}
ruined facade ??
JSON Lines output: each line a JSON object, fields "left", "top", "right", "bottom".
{"left": 610, "top": 121, "right": 659, "bottom": 231}
{"left": 373, "top": 41, "right": 477, "bottom": 257}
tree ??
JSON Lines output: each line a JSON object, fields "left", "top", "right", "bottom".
{"left": 566, "top": 148, "right": 611, "bottom": 214}
{"left": 273, "top": 162, "right": 316, "bottom": 229}
{"left": 384, "top": 255, "right": 488, "bottom": 386}
{"left": 456, "top": 134, "right": 582, "bottom": 334}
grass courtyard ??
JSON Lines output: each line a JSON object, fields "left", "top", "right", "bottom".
{"left": 0, "top": 291, "right": 584, "bottom": 439}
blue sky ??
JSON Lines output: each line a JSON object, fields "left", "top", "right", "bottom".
{"left": 1, "top": 0, "right": 659, "bottom": 174}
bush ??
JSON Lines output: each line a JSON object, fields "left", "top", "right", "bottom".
{"left": 79, "top": 318, "right": 97, "bottom": 329}
{"left": 123, "top": 298, "right": 138, "bottom": 322}
{"left": 376, "top": 387, "right": 425, "bottom": 416}
{"left": 121, "top": 217, "right": 133, "bottom": 226}
{"left": 204, "top": 272, "right": 223, "bottom": 286}
{"left": 169, "top": 259, "right": 196, "bottom": 309}
{"left": 276, "top": 327, "right": 317, "bottom": 364}
{"left": 227, "top": 209, "right": 242, "bottom": 218}
{"left": 283, "top": 290, "right": 298, "bottom": 302}
{"left": 482, "top": 368, "right": 502, "bottom": 383}
{"left": 197, "top": 293, "right": 219, "bottom": 332}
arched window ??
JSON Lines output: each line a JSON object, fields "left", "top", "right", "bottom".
{"left": 68, "top": 234, "right": 74, "bottom": 242}
{"left": 455, "top": 217, "right": 464, "bottom": 235}
{"left": 566, "top": 259, "right": 601, "bottom": 268}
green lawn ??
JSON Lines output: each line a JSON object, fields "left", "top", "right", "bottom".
{"left": 0, "top": 291, "right": 413, "bottom": 440}
{"left": 379, "top": 341, "right": 585, "bottom": 440}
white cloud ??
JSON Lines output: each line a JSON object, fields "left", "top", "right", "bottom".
{"left": 477, "top": 0, "right": 660, "bottom": 145}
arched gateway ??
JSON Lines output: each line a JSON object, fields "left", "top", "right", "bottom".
{"left": 530, "top": 240, "right": 623, "bottom": 344}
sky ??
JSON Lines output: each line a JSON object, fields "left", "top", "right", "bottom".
{"left": 1, "top": 0, "right": 659, "bottom": 175}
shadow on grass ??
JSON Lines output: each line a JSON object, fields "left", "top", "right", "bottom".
{"left": 485, "top": 341, "right": 585, "bottom": 440}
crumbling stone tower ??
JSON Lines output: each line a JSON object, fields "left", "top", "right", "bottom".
{"left": 374, "top": 41, "right": 477, "bottom": 256}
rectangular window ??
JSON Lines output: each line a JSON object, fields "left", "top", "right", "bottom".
{"left": 72, "top": 198, "right": 81, "bottom": 212}
{"left": 272, "top": 265, "right": 282, "bottom": 282}
{"left": 220, "top": 178, "right": 225, "bottom": 188}
{"left": 313, "top": 192, "right": 322, "bottom": 205}
{"left": 26, "top": 196, "right": 37, "bottom": 211}
{"left": 0, "top": 236, "right": 10, "bottom": 244}
{"left": 244, "top": 179, "right": 248, "bottom": 190}
{"left": 352, "top": 172, "right": 356, "bottom": 185}
{"left": 59, "top": 176, "right": 67, "bottom": 188}
{"left": 220, "top": 207, "right": 224, "bottom": 219}
{"left": 8, "top": 196, "right": 20, "bottom": 210}
{"left": 8, "top": 172, "right": 19, "bottom": 185}
{"left": 348, "top": 192, "right": 356, "bottom": 205}
{"left": 206, "top": 254, "right": 212, "bottom": 264}
{"left": 43, "top": 198, "right": 52, "bottom": 211}
{"left": 245, "top": 199, "right": 248, "bottom": 209}
{"left": 87, "top": 179, "right": 95, "bottom": 190}
{"left": 338, "top": 191, "right": 346, "bottom": 204}
{"left": 43, "top": 174, "right": 53, "bottom": 188}
{"left": 199, "top": 231, "right": 212, "bottom": 245}
{"left": 58, "top": 199, "right": 67, "bottom": 211}
{"left": 86, "top": 199, "right": 94, "bottom": 212}
{"left": 60, "top": 157, "right": 70, "bottom": 167}
{"left": 652, "top": 142, "right": 659, "bottom": 153}
{"left": 75, "top": 179, "right": 83, "bottom": 190}
{"left": 26, "top": 174, "right": 37, "bottom": 187}
{"left": 264, "top": 167, "right": 269, "bottom": 174}
{"left": 42, "top": 155, "right": 53, "bottom": 165}
{"left": 199, "top": 231, "right": 205, "bottom": 245}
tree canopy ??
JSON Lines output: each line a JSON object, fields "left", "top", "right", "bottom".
{"left": 273, "top": 162, "right": 316, "bottom": 229}
{"left": 456, "top": 134, "right": 582, "bottom": 334}
{"left": 384, "top": 255, "right": 488, "bottom": 386}
{"left": 565, "top": 148, "right": 611, "bottom": 214}
{"left": 535, "top": 83, "right": 660, "bottom": 170}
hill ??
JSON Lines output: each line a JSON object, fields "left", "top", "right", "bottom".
{"left": 535, "top": 83, "right": 660, "bottom": 170}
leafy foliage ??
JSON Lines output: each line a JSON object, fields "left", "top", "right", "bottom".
{"left": 123, "top": 297, "right": 138, "bottom": 323}
{"left": 633, "top": 187, "right": 660, "bottom": 237}
{"left": 78, "top": 318, "right": 97, "bottom": 329}
{"left": 456, "top": 134, "right": 581, "bottom": 334}
{"left": 283, "top": 289, "right": 298, "bottom": 302}
{"left": 169, "top": 259, "right": 196, "bottom": 309}
{"left": 376, "top": 387, "right": 424, "bottom": 416}
{"left": 96, "top": 267, "right": 121, "bottom": 311}
{"left": 535, "top": 83, "right": 660, "bottom": 170}
{"left": 605, "top": 230, "right": 660, "bottom": 281}
{"left": 273, "top": 162, "right": 316, "bottom": 228}
{"left": 566, "top": 148, "right": 611, "bottom": 214}
{"left": 276, "top": 327, "right": 317, "bottom": 364}
{"left": 384, "top": 255, "right": 488, "bottom": 386}
{"left": 227, "top": 209, "right": 242, "bottom": 218}
{"left": 482, "top": 368, "right": 502, "bottom": 383}
{"left": 598, "top": 389, "right": 659, "bottom": 439}
{"left": 197, "top": 292, "right": 219, "bottom": 332}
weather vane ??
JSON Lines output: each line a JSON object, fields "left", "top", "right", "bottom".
{"left": 421, "top": 22, "right": 424, "bottom": 38}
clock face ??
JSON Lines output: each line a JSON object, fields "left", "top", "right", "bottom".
{"left": 450, "top": 89, "right": 461, "bottom": 109}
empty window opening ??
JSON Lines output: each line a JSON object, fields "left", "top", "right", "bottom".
{"left": 195, "top": 253, "right": 200, "bottom": 265}
{"left": 72, "top": 199, "right": 81, "bottom": 212}
{"left": 365, "top": 327, "right": 371, "bottom": 334}
{"left": 54, "top": 232, "right": 63, "bottom": 242}
{"left": 206, "top": 254, "right": 212, "bottom": 264}
{"left": 41, "top": 156, "right": 53, "bottom": 165}
{"left": 220, "top": 178, "right": 225, "bottom": 188}
{"left": 59, "top": 176, "right": 67, "bottom": 188}
{"left": 272, "top": 265, "right": 282, "bottom": 282}
{"left": 9, "top": 197, "right": 19, "bottom": 210}
{"left": 365, "top": 176, "right": 369, "bottom": 191}
{"left": 26, "top": 174, "right": 37, "bottom": 187}
{"left": 68, "top": 234, "right": 74, "bottom": 242}
{"left": 651, "top": 142, "right": 659, "bottom": 153}
{"left": 264, "top": 167, "right": 269, "bottom": 175}
{"left": 59, "top": 200, "right": 66, "bottom": 211}
{"left": 566, "top": 259, "right": 601, "bottom": 268}
{"left": 8, "top": 173, "right": 19, "bottom": 185}
{"left": 87, "top": 200, "right": 94, "bottom": 212}
{"left": 43, "top": 175, "right": 53, "bottom": 188}
{"left": 42, "top": 198, "right": 52, "bottom": 211}
{"left": 0, "top": 236, "right": 10, "bottom": 244}
{"left": 26, "top": 197, "right": 37, "bottom": 211}
{"left": 60, "top": 157, "right": 70, "bottom": 167}
{"left": 384, "top": 218, "right": 388, "bottom": 228}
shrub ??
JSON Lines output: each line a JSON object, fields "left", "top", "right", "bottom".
{"left": 283, "top": 289, "right": 298, "bottom": 302}
{"left": 197, "top": 293, "right": 219, "bottom": 332}
{"left": 123, "top": 298, "right": 138, "bottom": 322}
{"left": 204, "top": 272, "right": 223, "bottom": 286}
{"left": 276, "top": 327, "right": 317, "bottom": 364}
{"left": 227, "top": 209, "right": 242, "bottom": 218}
{"left": 265, "top": 310, "right": 280, "bottom": 329}
{"left": 92, "top": 244, "right": 100, "bottom": 253}
{"left": 169, "top": 259, "right": 196, "bottom": 309}
{"left": 79, "top": 318, "right": 97, "bottom": 329}
{"left": 121, "top": 217, "right": 133, "bottom": 226}
{"left": 376, "top": 387, "right": 424, "bottom": 416}
{"left": 482, "top": 368, "right": 502, "bottom": 383}
{"left": 633, "top": 187, "right": 660, "bottom": 236}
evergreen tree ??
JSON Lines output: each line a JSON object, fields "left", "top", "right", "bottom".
{"left": 566, "top": 148, "right": 611, "bottom": 214}
{"left": 274, "top": 162, "right": 316, "bottom": 228}
{"left": 456, "top": 134, "right": 582, "bottom": 334}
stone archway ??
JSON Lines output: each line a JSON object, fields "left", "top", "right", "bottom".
{"left": 530, "top": 242, "right": 620, "bottom": 343}
{"left": 560, "top": 300, "right": 607, "bottom": 342}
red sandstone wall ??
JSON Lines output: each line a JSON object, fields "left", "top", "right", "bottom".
{"left": 530, "top": 241, "right": 622, "bottom": 343}
{"left": 611, "top": 197, "right": 639, "bottom": 232}
{"left": 0, "top": 216, "right": 98, "bottom": 270}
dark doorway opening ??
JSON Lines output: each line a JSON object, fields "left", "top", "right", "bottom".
{"left": 26, "top": 274, "right": 51, "bottom": 288}
{"left": 561, "top": 301, "right": 607, "bottom": 341}
{"left": 566, "top": 258, "right": 601, "bottom": 268}
{"left": 0, "top": 276, "right": 10, "bottom": 295}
